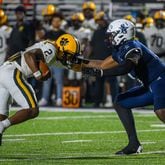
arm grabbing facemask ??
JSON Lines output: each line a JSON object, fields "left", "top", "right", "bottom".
{"left": 82, "top": 59, "right": 135, "bottom": 77}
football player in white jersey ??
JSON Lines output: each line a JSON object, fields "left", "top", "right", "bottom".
{"left": 143, "top": 10, "right": 165, "bottom": 58}
{"left": 0, "top": 33, "right": 81, "bottom": 145}
{"left": 0, "top": 9, "right": 12, "bottom": 65}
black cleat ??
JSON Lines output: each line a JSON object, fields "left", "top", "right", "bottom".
{"left": 115, "top": 144, "right": 143, "bottom": 155}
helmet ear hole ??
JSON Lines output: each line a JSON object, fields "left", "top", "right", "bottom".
{"left": 118, "top": 35, "right": 124, "bottom": 38}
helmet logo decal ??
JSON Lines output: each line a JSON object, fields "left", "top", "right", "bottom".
{"left": 119, "top": 23, "right": 129, "bottom": 34}
{"left": 60, "top": 37, "right": 69, "bottom": 46}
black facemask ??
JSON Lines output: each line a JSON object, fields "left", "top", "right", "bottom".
{"left": 155, "top": 19, "right": 165, "bottom": 29}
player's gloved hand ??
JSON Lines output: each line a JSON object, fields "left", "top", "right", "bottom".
{"left": 82, "top": 67, "right": 103, "bottom": 77}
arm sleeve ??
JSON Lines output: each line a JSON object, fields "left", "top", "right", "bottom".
{"left": 124, "top": 48, "right": 142, "bottom": 65}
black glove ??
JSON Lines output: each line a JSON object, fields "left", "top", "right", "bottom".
{"left": 82, "top": 67, "right": 103, "bottom": 77}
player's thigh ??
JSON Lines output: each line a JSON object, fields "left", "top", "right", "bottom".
{"left": 8, "top": 69, "right": 38, "bottom": 109}
{"left": 150, "top": 76, "right": 165, "bottom": 111}
{"left": 115, "top": 85, "right": 153, "bottom": 109}
{"left": 0, "top": 86, "right": 11, "bottom": 116}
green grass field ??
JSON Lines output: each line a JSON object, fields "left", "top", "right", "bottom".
{"left": 0, "top": 108, "right": 165, "bottom": 165}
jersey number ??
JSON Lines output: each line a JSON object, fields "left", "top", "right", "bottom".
{"left": 151, "top": 35, "right": 163, "bottom": 47}
{"left": 44, "top": 49, "right": 52, "bottom": 57}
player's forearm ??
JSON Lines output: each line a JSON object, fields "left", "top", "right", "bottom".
{"left": 82, "top": 59, "right": 134, "bottom": 77}
{"left": 103, "top": 61, "right": 133, "bottom": 76}
{"left": 82, "top": 60, "right": 103, "bottom": 68}
{"left": 24, "top": 53, "right": 39, "bottom": 73}
{"left": 82, "top": 56, "right": 118, "bottom": 70}
{"left": 82, "top": 59, "right": 118, "bottom": 70}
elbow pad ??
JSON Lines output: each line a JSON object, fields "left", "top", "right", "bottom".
{"left": 125, "top": 48, "right": 142, "bottom": 65}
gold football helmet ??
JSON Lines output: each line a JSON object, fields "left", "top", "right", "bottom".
{"left": 55, "top": 34, "right": 82, "bottom": 70}
{"left": 82, "top": 1, "right": 96, "bottom": 11}
{"left": 94, "top": 11, "right": 105, "bottom": 21}
{"left": 153, "top": 10, "right": 165, "bottom": 28}
{"left": 142, "top": 17, "right": 154, "bottom": 28}
{"left": 71, "top": 12, "right": 85, "bottom": 22}
{"left": 0, "top": 9, "right": 7, "bottom": 25}
{"left": 123, "top": 15, "right": 136, "bottom": 24}
{"left": 154, "top": 10, "right": 165, "bottom": 20}
{"left": 42, "top": 4, "right": 56, "bottom": 16}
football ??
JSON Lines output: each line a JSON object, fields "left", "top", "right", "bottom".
{"left": 39, "top": 60, "right": 50, "bottom": 77}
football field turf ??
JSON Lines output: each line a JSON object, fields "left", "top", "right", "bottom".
{"left": 0, "top": 108, "right": 165, "bottom": 165}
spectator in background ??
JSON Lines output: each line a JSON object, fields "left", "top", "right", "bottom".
{"left": 0, "top": 9, "right": 12, "bottom": 65}
{"left": 7, "top": 5, "right": 34, "bottom": 56}
{"left": 39, "top": 13, "right": 65, "bottom": 107}
{"left": 135, "top": 10, "right": 146, "bottom": 32}
{"left": 34, "top": 19, "right": 46, "bottom": 42}
{"left": 142, "top": 16, "right": 154, "bottom": 29}
{"left": 90, "top": 11, "right": 119, "bottom": 107}
{"left": 42, "top": 4, "right": 56, "bottom": 31}
{"left": 67, "top": 12, "right": 92, "bottom": 106}
{"left": 82, "top": 1, "right": 97, "bottom": 32}
{"left": 143, "top": 10, "right": 165, "bottom": 60}
{"left": 42, "top": 4, "right": 67, "bottom": 31}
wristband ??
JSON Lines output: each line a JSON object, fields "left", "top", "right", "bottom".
{"left": 33, "top": 70, "right": 42, "bottom": 78}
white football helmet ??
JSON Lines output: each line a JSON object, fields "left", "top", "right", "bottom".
{"left": 106, "top": 19, "right": 135, "bottom": 46}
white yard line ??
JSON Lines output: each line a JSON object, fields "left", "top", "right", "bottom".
{"left": 35, "top": 114, "right": 154, "bottom": 120}
{"left": 36, "top": 115, "right": 118, "bottom": 120}
{"left": 10, "top": 106, "right": 154, "bottom": 114}
{"left": 62, "top": 139, "right": 156, "bottom": 144}
{"left": 141, "top": 141, "right": 156, "bottom": 144}
{"left": 3, "top": 138, "right": 25, "bottom": 142}
{"left": 150, "top": 124, "right": 165, "bottom": 128}
{"left": 4, "top": 129, "right": 165, "bottom": 138}
{"left": 2, "top": 137, "right": 156, "bottom": 145}
{"left": 140, "top": 150, "right": 165, "bottom": 155}
{"left": 62, "top": 139, "right": 93, "bottom": 143}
